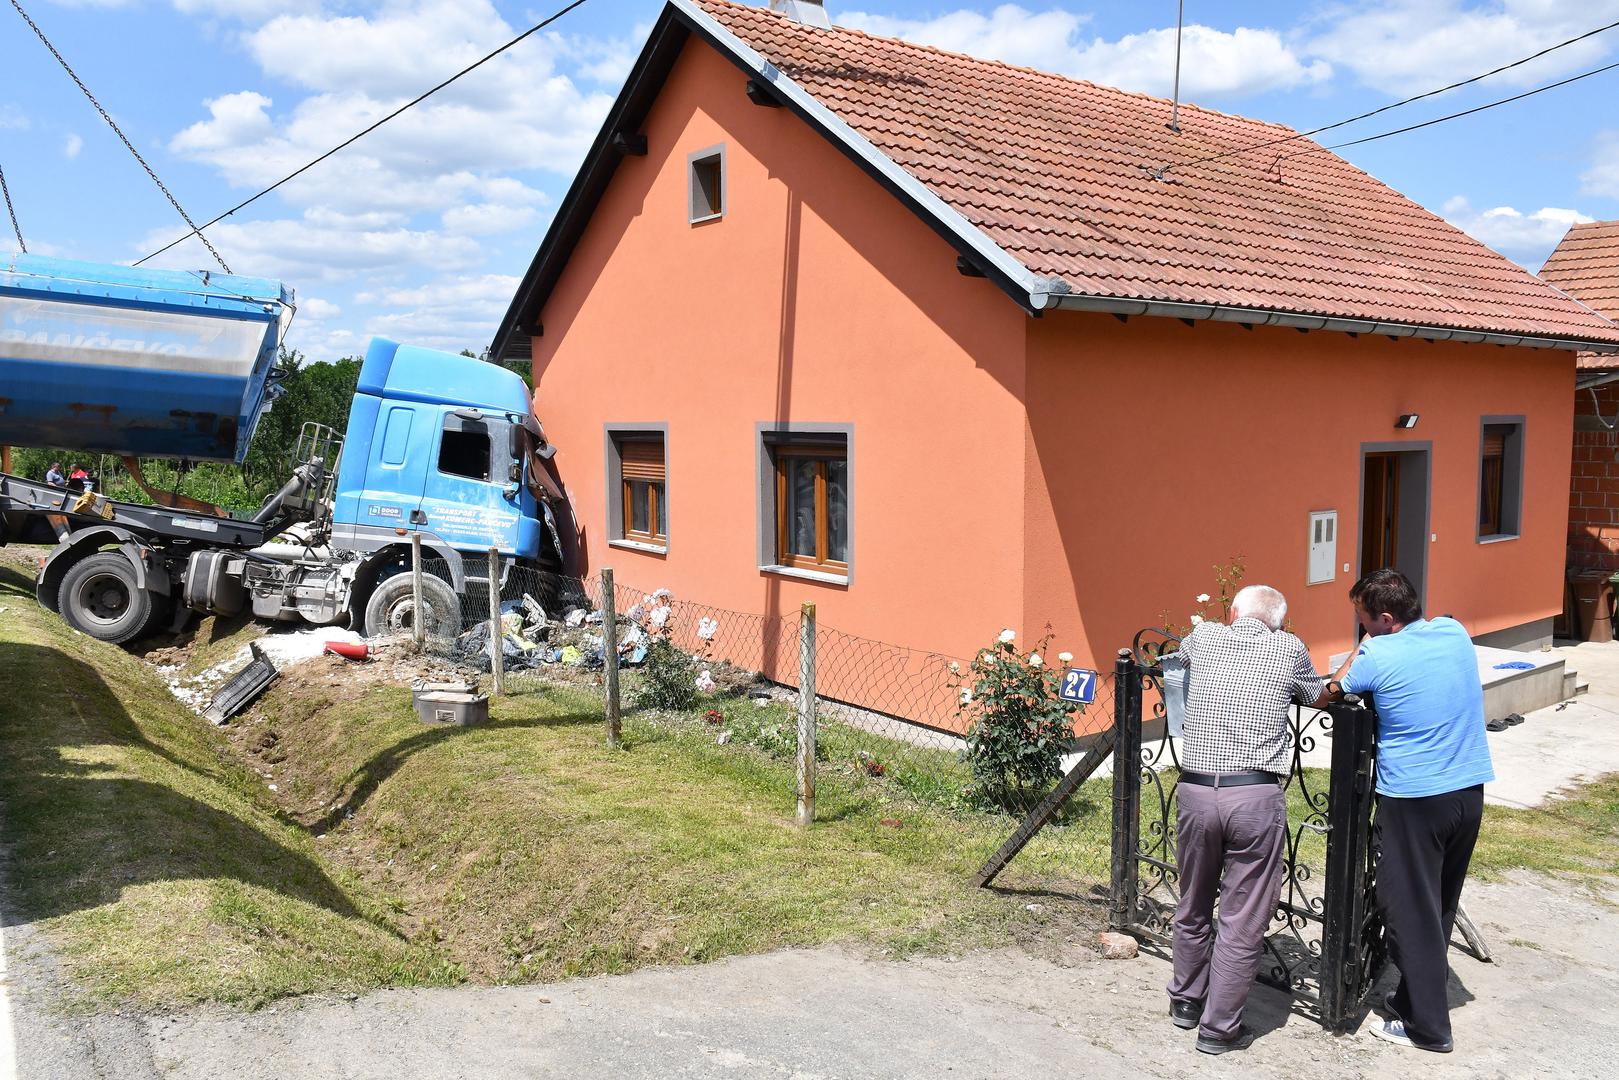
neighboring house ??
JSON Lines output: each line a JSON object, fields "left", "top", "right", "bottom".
{"left": 492, "top": 0, "right": 1619, "bottom": 724}
{"left": 1541, "top": 220, "right": 1619, "bottom": 576}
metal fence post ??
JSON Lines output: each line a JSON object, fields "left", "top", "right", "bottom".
{"left": 1109, "top": 648, "right": 1143, "bottom": 932}
{"left": 410, "top": 534, "right": 425, "bottom": 651}
{"left": 796, "top": 602, "right": 817, "bottom": 826}
{"left": 487, "top": 548, "right": 505, "bottom": 695}
{"left": 1320, "top": 696, "right": 1381, "bottom": 1032}
{"left": 602, "top": 567, "right": 620, "bottom": 747}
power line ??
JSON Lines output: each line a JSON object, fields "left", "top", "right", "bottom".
{"left": 9, "top": 0, "right": 229, "bottom": 272}
{"left": 1, "top": 165, "right": 24, "bottom": 253}
{"left": 136, "top": 0, "right": 592, "bottom": 268}
{"left": 1150, "top": 16, "right": 1619, "bottom": 180}
{"left": 1278, "top": 57, "right": 1619, "bottom": 166}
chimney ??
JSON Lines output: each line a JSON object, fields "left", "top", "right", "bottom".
{"left": 768, "top": 0, "right": 832, "bottom": 29}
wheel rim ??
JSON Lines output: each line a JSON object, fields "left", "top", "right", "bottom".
{"left": 384, "top": 594, "right": 446, "bottom": 637}
{"left": 73, "top": 571, "right": 131, "bottom": 627}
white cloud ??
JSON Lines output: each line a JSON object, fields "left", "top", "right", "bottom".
{"left": 172, "top": 0, "right": 319, "bottom": 19}
{"left": 0, "top": 104, "right": 28, "bottom": 130}
{"left": 1582, "top": 131, "right": 1619, "bottom": 199}
{"left": 1307, "top": 0, "right": 1619, "bottom": 97}
{"left": 168, "top": 5, "right": 612, "bottom": 217}
{"left": 354, "top": 273, "right": 520, "bottom": 354}
{"left": 298, "top": 296, "right": 342, "bottom": 320}
{"left": 839, "top": 5, "right": 1330, "bottom": 98}
{"left": 1441, "top": 195, "right": 1593, "bottom": 266}
{"left": 62, "top": 133, "right": 83, "bottom": 159}
{"left": 136, "top": 212, "right": 482, "bottom": 284}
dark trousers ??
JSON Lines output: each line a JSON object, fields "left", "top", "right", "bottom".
{"left": 1374, "top": 785, "right": 1484, "bottom": 1049}
{"left": 1167, "top": 782, "right": 1287, "bottom": 1041}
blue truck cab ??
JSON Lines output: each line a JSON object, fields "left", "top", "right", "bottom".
{"left": 2, "top": 257, "right": 562, "bottom": 645}
{"left": 334, "top": 338, "right": 549, "bottom": 558}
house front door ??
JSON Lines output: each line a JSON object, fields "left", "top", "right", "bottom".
{"left": 1358, "top": 444, "right": 1431, "bottom": 618}
{"left": 1361, "top": 452, "right": 1400, "bottom": 576}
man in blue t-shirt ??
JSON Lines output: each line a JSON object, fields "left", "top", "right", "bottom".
{"left": 1332, "top": 569, "right": 1493, "bottom": 1054}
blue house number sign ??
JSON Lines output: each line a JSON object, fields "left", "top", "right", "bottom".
{"left": 1060, "top": 668, "right": 1098, "bottom": 704}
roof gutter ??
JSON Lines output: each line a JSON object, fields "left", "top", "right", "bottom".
{"left": 1038, "top": 290, "right": 1619, "bottom": 354}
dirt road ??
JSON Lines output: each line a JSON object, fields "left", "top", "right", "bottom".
{"left": 14, "top": 871, "right": 1615, "bottom": 1080}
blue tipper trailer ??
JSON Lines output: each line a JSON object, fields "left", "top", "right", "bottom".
{"left": 0, "top": 253, "right": 289, "bottom": 462}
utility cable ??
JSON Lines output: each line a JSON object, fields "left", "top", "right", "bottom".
{"left": 136, "top": 0, "right": 591, "bottom": 268}
{"left": 1275, "top": 58, "right": 1619, "bottom": 166}
{"left": 1149, "top": 16, "right": 1619, "bottom": 180}
{"left": 0, "top": 164, "right": 24, "bottom": 253}
{"left": 9, "top": 0, "right": 230, "bottom": 271}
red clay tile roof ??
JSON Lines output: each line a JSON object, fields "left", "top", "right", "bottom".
{"left": 693, "top": 0, "right": 1619, "bottom": 349}
{"left": 1541, "top": 220, "right": 1619, "bottom": 368}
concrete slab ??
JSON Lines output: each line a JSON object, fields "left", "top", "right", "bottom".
{"left": 1483, "top": 639, "right": 1619, "bottom": 808}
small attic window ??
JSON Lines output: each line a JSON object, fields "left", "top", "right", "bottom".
{"left": 688, "top": 145, "right": 725, "bottom": 224}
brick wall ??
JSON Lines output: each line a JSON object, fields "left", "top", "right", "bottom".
{"left": 1570, "top": 383, "right": 1619, "bottom": 570}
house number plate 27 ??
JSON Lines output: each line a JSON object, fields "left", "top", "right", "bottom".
{"left": 1059, "top": 668, "right": 1098, "bottom": 704}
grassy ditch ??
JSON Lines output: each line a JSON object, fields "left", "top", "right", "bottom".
{"left": 243, "top": 666, "right": 1111, "bottom": 987}
{"left": 0, "top": 562, "right": 454, "bottom": 1007}
{"left": 0, "top": 551, "right": 1104, "bottom": 1007}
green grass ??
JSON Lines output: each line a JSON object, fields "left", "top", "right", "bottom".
{"left": 251, "top": 676, "right": 1113, "bottom": 985}
{"left": 1472, "top": 775, "right": 1619, "bottom": 880}
{"left": 0, "top": 563, "right": 454, "bottom": 1007}
{"left": 0, "top": 556, "right": 1106, "bottom": 1006}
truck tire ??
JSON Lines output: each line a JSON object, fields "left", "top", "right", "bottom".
{"left": 59, "top": 552, "right": 158, "bottom": 644}
{"left": 363, "top": 573, "right": 459, "bottom": 644}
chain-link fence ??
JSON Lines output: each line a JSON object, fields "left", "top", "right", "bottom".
{"left": 397, "top": 549, "right": 1117, "bottom": 901}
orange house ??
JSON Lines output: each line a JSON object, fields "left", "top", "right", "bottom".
{"left": 492, "top": 0, "right": 1619, "bottom": 723}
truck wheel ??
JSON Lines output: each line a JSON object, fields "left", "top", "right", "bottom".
{"left": 59, "top": 552, "right": 157, "bottom": 644}
{"left": 363, "top": 574, "right": 459, "bottom": 644}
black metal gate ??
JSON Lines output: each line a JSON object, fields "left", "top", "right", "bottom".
{"left": 1108, "top": 637, "right": 1387, "bottom": 1032}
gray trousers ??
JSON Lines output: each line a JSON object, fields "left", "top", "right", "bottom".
{"left": 1166, "top": 781, "right": 1288, "bottom": 1041}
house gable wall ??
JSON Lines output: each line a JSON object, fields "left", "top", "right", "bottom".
{"left": 530, "top": 37, "right": 1028, "bottom": 670}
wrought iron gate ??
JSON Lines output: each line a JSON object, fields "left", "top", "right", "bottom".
{"left": 1108, "top": 637, "right": 1387, "bottom": 1032}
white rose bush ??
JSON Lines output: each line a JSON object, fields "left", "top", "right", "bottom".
{"left": 954, "top": 626, "right": 1079, "bottom": 809}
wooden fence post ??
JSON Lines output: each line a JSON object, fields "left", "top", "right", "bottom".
{"left": 602, "top": 567, "right": 620, "bottom": 747}
{"left": 487, "top": 547, "right": 505, "bottom": 695}
{"left": 410, "top": 533, "right": 425, "bottom": 651}
{"left": 796, "top": 602, "right": 817, "bottom": 826}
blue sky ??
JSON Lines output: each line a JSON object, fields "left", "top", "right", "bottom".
{"left": 3, "top": 0, "right": 1618, "bottom": 361}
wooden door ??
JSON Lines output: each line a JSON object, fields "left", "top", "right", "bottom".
{"left": 1361, "top": 453, "right": 1400, "bottom": 576}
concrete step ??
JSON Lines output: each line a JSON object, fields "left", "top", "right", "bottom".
{"left": 1477, "top": 645, "right": 1567, "bottom": 722}
{"left": 1563, "top": 667, "right": 1589, "bottom": 699}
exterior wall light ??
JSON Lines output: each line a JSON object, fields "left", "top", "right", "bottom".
{"left": 1395, "top": 414, "right": 1420, "bottom": 429}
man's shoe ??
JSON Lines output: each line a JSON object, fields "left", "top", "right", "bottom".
{"left": 1369, "top": 1018, "right": 1453, "bottom": 1053}
{"left": 1195, "top": 1027, "right": 1255, "bottom": 1055}
{"left": 1169, "top": 999, "right": 1202, "bottom": 1030}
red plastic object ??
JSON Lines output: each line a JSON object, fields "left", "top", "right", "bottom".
{"left": 324, "top": 641, "right": 371, "bottom": 661}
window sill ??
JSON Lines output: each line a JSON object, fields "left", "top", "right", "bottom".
{"left": 609, "top": 538, "right": 668, "bottom": 556}
{"left": 689, "top": 212, "right": 723, "bottom": 225}
{"left": 1476, "top": 533, "right": 1520, "bottom": 545}
{"left": 759, "top": 564, "right": 848, "bottom": 587}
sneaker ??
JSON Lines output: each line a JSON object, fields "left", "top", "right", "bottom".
{"left": 1170, "top": 999, "right": 1203, "bottom": 1030}
{"left": 1369, "top": 1018, "right": 1453, "bottom": 1053}
{"left": 1195, "top": 1027, "right": 1255, "bottom": 1055}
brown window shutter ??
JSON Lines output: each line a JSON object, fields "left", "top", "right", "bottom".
{"left": 1482, "top": 431, "right": 1505, "bottom": 458}
{"left": 619, "top": 440, "right": 664, "bottom": 481}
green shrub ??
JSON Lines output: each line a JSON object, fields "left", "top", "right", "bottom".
{"left": 634, "top": 636, "right": 697, "bottom": 711}
{"left": 957, "top": 630, "right": 1078, "bottom": 809}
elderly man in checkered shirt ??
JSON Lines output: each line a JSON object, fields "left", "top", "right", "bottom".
{"left": 1166, "top": 584, "right": 1329, "bottom": 1055}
